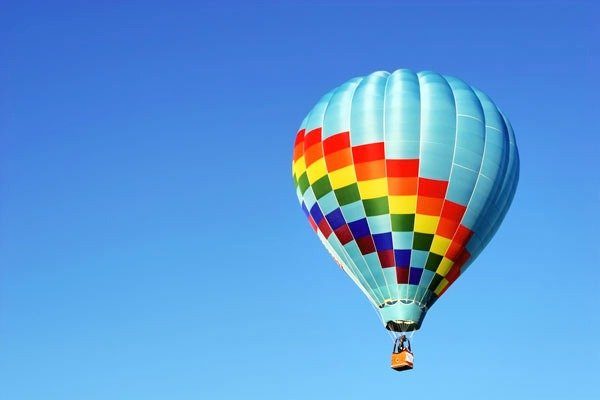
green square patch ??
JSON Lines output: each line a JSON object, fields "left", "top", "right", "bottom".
{"left": 363, "top": 197, "right": 389, "bottom": 216}
{"left": 312, "top": 176, "right": 333, "bottom": 199}
{"left": 334, "top": 184, "right": 361, "bottom": 206}
{"left": 425, "top": 253, "right": 443, "bottom": 271}
{"left": 297, "top": 172, "right": 310, "bottom": 194}
{"left": 391, "top": 214, "right": 414, "bottom": 232}
{"left": 413, "top": 232, "right": 434, "bottom": 251}
{"left": 428, "top": 273, "right": 443, "bottom": 290}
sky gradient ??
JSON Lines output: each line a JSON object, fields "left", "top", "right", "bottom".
{"left": 1, "top": 1, "right": 598, "bottom": 399}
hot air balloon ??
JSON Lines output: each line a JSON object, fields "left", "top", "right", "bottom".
{"left": 291, "top": 69, "right": 519, "bottom": 371}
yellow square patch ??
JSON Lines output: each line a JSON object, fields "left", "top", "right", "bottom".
{"left": 358, "top": 178, "right": 388, "bottom": 199}
{"left": 436, "top": 257, "right": 454, "bottom": 276}
{"left": 292, "top": 156, "right": 306, "bottom": 178}
{"left": 328, "top": 165, "right": 356, "bottom": 189}
{"left": 434, "top": 278, "right": 449, "bottom": 296}
{"left": 414, "top": 214, "right": 439, "bottom": 234}
{"left": 388, "top": 195, "right": 417, "bottom": 214}
{"left": 430, "top": 235, "right": 452, "bottom": 255}
{"left": 306, "top": 158, "right": 327, "bottom": 184}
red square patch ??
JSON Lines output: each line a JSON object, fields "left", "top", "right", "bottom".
{"left": 441, "top": 201, "right": 466, "bottom": 222}
{"left": 356, "top": 236, "right": 376, "bottom": 254}
{"left": 396, "top": 267, "right": 409, "bottom": 284}
{"left": 334, "top": 225, "right": 353, "bottom": 245}
{"left": 317, "top": 218, "right": 332, "bottom": 238}
{"left": 454, "top": 225, "right": 473, "bottom": 246}
{"left": 308, "top": 215, "right": 318, "bottom": 232}
{"left": 304, "top": 128, "right": 322, "bottom": 149}
{"left": 386, "top": 159, "right": 419, "bottom": 177}
{"left": 436, "top": 218, "right": 459, "bottom": 239}
{"left": 445, "top": 242, "right": 463, "bottom": 261}
{"left": 378, "top": 250, "right": 395, "bottom": 268}
{"left": 418, "top": 178, "right": 448, "bottom": 198}
{"left": 323, "top": 131, "right": 350, "bottom": 155}
{"left": 294, "top": 129, "right": 305, "bottom": 147}
{"left": 417, "top": 196, "right": 444, "bottom": 215}
{"left": 352, "top": 142, "right": 385, "bottom": 164}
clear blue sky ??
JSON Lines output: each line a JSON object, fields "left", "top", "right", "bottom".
{"left": 1, "top": 1, "right": 598, "bottom": 399}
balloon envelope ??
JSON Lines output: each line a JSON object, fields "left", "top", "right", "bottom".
{"left": 292, "top": 69, "right": 519, "bottom": 331}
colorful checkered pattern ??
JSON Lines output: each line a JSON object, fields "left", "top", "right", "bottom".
{"left": 292, "top": 69, "right": 519, "bottom": 322}
{"left": 294, "top": 129, "right": 471, "bottom": 302}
